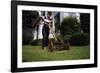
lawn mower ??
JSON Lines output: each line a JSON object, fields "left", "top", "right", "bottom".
{"left": 48, "top": 31, "right": 70, "bottom": 52}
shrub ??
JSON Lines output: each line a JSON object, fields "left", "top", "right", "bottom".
{"left": 22, "top": 11, "right": 39, "bottom": 28}
{"left": 80, "top": 13, "right": 90, "bottom": 33}
{"left": 30, "top": 40, "right": 39, "bottom": 45}
{"left": 61, "top": 17, "right": 80, "bottom": 36}
{"left": 63, "top": 35, "right": 71, "bottom": 44}
{"left": 22, "top": 11, "right": 39, "bottom": 45}
{"left": 64, "top": 33, "right": 89, "bottom": 46}
{"left": 64, "top": 35, "right": 71, "bottom": 41}
{"left": 56, "top": 34, "right": 63, "bottom": 41}
{"left": 23, "top": 33, "right": 32, "bottom": 45}
{"left": 68, "top": 33, "right": 89, "bottom": 46}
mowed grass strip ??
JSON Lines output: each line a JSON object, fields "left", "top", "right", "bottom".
{"left": 22, "top": 45, "right": 90, "bottom": 62}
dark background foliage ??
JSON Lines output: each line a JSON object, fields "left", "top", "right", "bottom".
{"left": 60, "top": 17, "right": 80, "bottom": 37}
{"left": 80, "top": 13, "right": 90, "bottom": 33}
{"left": 22, "top": 10, "right": 39, "bottom": 45}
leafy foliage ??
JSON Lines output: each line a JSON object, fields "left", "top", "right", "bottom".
{"left": 60, "top": 17, "right": 80, "bottom": 36}
{"left": 23, "top": 32, "right": 32, "bottom": 45}
{"left": 80, "top": 13, "right": 90, "bottom": 33}
{"left": 22, "top": 10, "right": 39, "bottom": 28}
{"left": 22, "top": 11, "right": 39, "bottom": 45}
{"left": 67, "top": 33, "right": 89, "bottom": 46}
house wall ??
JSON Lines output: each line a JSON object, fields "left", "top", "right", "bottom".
{"left": 60, "top": 12, "right": 80, "bottom": 23}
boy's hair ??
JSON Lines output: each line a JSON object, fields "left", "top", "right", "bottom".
{"left": 47, "top": 11, "right": 52, "bottom": 16}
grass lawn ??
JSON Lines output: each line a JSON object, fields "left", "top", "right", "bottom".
{"left": 22, "top": 45, "right": 90, "bottom": 62}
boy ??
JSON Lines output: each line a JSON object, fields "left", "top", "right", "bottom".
{"left": 42, "top": 11, "right": 53, "bottom": 50}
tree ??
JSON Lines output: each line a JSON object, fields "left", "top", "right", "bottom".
{"left": 60, "top": 17, "right": 80, "bottom": 37}
{"left": 80, "top": 13, "right": 90, "bottom": 33}
{"left": 22, "top": 10, "right": 39, "bottom": 45}
{"left": 22, "top": 10, "right": 39, "bottom": 29}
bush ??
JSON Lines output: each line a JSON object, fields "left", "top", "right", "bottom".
{"left": 30, "top": 40, "right": 39, "bottom": 45}
{"left": 64, "top": 35, "right": 71, "bottom": 41}
{"left": 23, "top": 33, "right": 32, "bottom": 45}
{"left": 61, "top": 17, "right": 80, "bottom": 36}
{"left": 22, "top": 11, "right": 39, "bottom": 45}
{"left": 22, "top": 11, "right": 39, "bottom": 28}
{"left": 56, "top": 34, "right": 63, "bottom": 41}
{"left": 64, "top": 33, "right": 89, "bottom": 46}
{"left": 80, "top": 13, "right": 90, "bottom": 33}
{"left": 69, "top": 33, "right": 89, "bottom": 46}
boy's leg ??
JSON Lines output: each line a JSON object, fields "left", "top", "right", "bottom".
{"left": 42, "top": 26, "right": 49, "bottom": 50}
{"left": 45, "top": 27, "right": 49, "bottom": 47}
{"left": 42, "top": 27, "right": 48, "bottom": 49}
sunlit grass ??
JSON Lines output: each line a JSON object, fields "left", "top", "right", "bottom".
{"left": 22, "top": 45, "right": 90, "bottom": 62}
